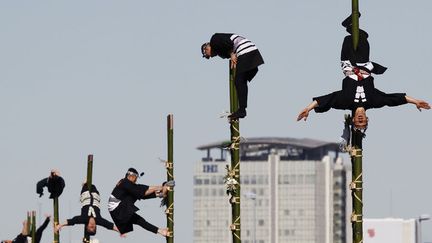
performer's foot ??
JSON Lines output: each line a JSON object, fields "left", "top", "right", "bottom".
{"left": 228, "top": 109, "right": 247, "bottom": 120}
{"left": 342, "top": 12, "right": 361, "bottom": 27}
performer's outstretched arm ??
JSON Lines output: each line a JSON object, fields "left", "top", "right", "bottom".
{"left": 55, "top": 216, "right": 85, "bottom": 232}
{"left": 405, "top": 96, "right": 431, "bottom": 111}
{"left": 34, "top": 215, "right": 50, "bottom": 243}
{"left": 144, "top": 185, "right": 165, "bottom": 197}
{"left": 297, "top": 101, "right": 318, "bottom": 121}
{"left": 96, "top": 217, "right": 116, "bottom": 231}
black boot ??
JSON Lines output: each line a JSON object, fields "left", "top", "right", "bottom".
{"left": 342, "top": 12, "right": 361, "bottom": 27}
{"left": 228, "top": 108, "right": 247, "bottom": 120}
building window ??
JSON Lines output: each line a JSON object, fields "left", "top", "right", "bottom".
{"left": 211, "top": 176, "right": 217, "bottom": 185}
{"left": 251, "top": 175, "right": 257, "bottom": 184}
{"left": 243, "top": 175, "right": 250, "bottom": 184}
{"left": 305, "top": 175, "right": 315, "bottom": 184}
{"left": 258, "top": 219, "right": 265, "bottom": 226}
{"left": 258, "top": 175, "right": 264, "bottom": 184}
{"left": 194, "top": 177, "right": 202, "bottom": 185}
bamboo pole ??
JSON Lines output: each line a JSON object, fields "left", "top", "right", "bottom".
{"left": 27, "top": 211, "right": 31, "bottom": 235}
{"left": 351, "top": 0, "right": 360, "bottom": 50}
{"left": 87, "top": 154, "right": 93, "bottom": 191}
{"left": 53, "top": 197, "right": 60, "bottom": 243}
{"left": 166, "top": 114, "right": 174, "bottom": 242}
{"left": 229, "top": 62, "right": 241, "bottom": 243}
{"left": 83, "top": 154, "right": 94, "bottom": 243}
{"left": 350, "top": 126, "right": 363, "bottom": 243}
{"left": 31, "top": 211, "right": 36, "bottom": 243}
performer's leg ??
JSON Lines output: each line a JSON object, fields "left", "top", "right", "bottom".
{"left": 234, "top": 72, "right": 248, "bottom": 111}
{"left": 131, "top": 213, "right": 159, "bottom": 234}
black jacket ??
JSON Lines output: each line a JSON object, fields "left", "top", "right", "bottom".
{"left": 313, "top": 76, "right": 407, "bottom": 113}
{"left": 109, "top": 179, "right": 156, "bottom": 224}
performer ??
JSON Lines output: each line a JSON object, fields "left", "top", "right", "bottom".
{"left": 297, "top": 15, "right": 430, "bottom": 130}
{"left": 201, "top": 33, "right": 264, "bottom": 119}
{"left": 2, "top": 215, "right": 50, "bottom": 243}
{"left": 36, "top": 169, "right": 65, "bottom": 199}
{"left": 55, "top": 184, "right": 119, "bottom": 237}
{"left": 108, "top": 168, "right": 169, "bottom": 237}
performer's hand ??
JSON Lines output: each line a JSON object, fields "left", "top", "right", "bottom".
{"left": 158, "top": 228, "right": 169, "bottom": 237}
{"left": 415, "top": 100, "right": 431, "bottom": 111}
{"left": 297, "top": 108, "right": 310, "bottom": 121}
{"left": 120, "top": 233, "right": 127, "bottom": 238}
{"left": 21, "top": 220, "right": 29, "bottom": 236}
{"left": 230, "top": 53, "right": 237, "bottom": 69}
{"left": 44, "top": 214, "right": 52, "bottom": 220}
{"left": 54, "top": 223, "right": 62, "bottom": 233}
{"left": 162, "top": 185, "right": 169, "bottom": 197}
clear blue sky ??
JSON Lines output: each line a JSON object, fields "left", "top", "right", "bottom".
{"left": 1, "top": 1, "right": 431, "bottom": 242}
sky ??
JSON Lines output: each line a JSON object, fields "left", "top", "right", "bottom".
{"left": 0, "top": 1, "right": 431, "bottom": 242}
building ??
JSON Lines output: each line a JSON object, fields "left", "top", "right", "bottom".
{"left": 193, "top": 137, "right": 351, "bottom": 243}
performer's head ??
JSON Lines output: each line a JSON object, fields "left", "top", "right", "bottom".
{"left": 85, "top": 217, "right": 97, "bottom": 235}
{"left": 125, "top": 168, "right": 143, "bottom": 184}
{"left": 201, "top": 42, "right": 212, "bottom": 59}
{"left": 353, "top": 107, "right": 369, "bottom": 130}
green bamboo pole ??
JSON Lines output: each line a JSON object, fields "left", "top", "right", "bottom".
{"left": 166, "top": 114, "right": 174, "bottom": 242}
{"left": 27, "top": 211, "right": 31, "bottom": 235}
{"left": 31, "top": 211, "right": 36, "bottom": 243}
{"left": 229, "top": 62, "right": 241, "bottom": 243}
{"left": 53, "top": 197, "right": 60, "bottom": 243}
{"left": 83, "top": 154, "right": 94, "bottom": 243}
{"left": 350, "top": 127, "right": 363, "bottom": 243}
{"left": 352, "top": 0, "right": 360, "bottom": 50}
{"left": 87, "top": 154, "right": 93, "bottom": 191}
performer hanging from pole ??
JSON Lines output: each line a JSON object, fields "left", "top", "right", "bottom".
{"left": 108, "top": 168, "right": 170, "bottom": 237}
{"left": 36, "top": 169, "right": 65, "bottom": 199}
{"left": 297, "top": 14, "right": 430, "bottom": 130}
{"left": 55, "top": 184, "right": 120, "bottom": 237}
{"left": 2, "top": 215, "right": 50, "bottom": 243}
{"left": 201, "top": 33, "right": 264, "bottom": 119}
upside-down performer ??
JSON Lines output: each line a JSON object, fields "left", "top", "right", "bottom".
{"left": 108, "top": 168, "right": 170, "bottom": 237}
{"left": 55, "top": 184, "right": 120, "bottom": 239}
{"left": 201, "top": 33, "right": 264, "bottom": 119}
{"left": 297, "top": 14, "right": 430, "bottom": 130}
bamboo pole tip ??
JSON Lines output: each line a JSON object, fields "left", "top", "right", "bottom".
{"left": 167, "top": 114, "right": 174, "bottom": 129}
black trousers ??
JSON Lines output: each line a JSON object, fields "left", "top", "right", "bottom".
{"left": 234, "top": 67, "right": 258, "bottom": 110}
{"left": 131, "top": 213, "right": 158, "bottom": 234}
